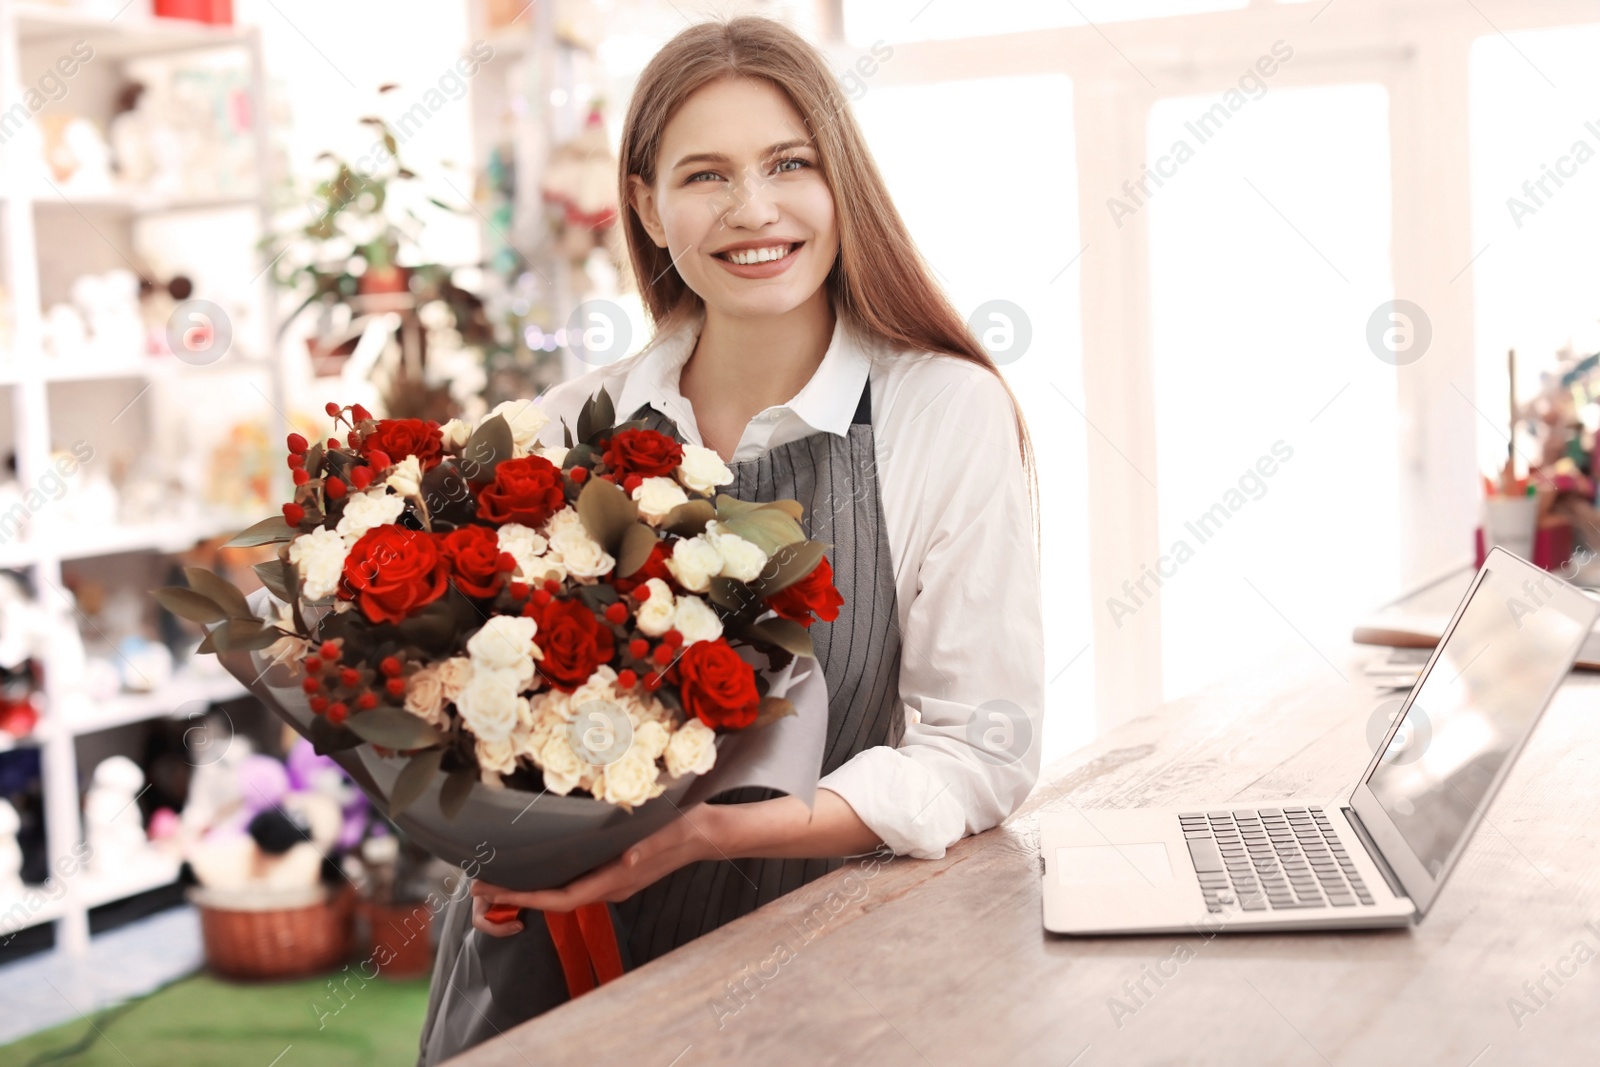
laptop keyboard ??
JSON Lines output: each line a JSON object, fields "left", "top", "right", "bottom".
{"left": 1179, "top": 807, "right": 1375, "bottom": 912}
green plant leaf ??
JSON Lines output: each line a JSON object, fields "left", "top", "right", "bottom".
{"left": 714, "top": 494, "right": 764, "bottom": 520}
{"left": 616, "top": 521, "right": 658, "bottom": 578}
{"left": 576, "top": 475, "right": 638, "bottom": 555}
{"left": 184, "top": 567, "right": 254, "bottom": 620}
{"left": 661, "top": 499, "right": 715, "bottom": 537}
{"left": 750, "top": 541, "right": 830, "bottom": 596}
{"left": 761, "top": 499, "right": 804, "bottom": 523}
{"left": 562, "top": 443, "right": 598, "bottom": 470}
{"left": 707, "top": 576, "right": 761, "bottom": 615}
{"left": 345, "top": 708, "right": 443, "bottom": 750}
{"left": 209, "top": 619, "right": 281, "bottom": 652}
{"left": 309, "top": 715, "right": 363, "bottom": 754}
{"left": 462, "top": 413, "right": 514, "bottom": 482}
{"left": 151, "top": 587, "right": 227, "bottom": 624}
{"left": 225, "top": 516, "right": 296, "bottom": 548}
{"left": 253, "top": 558, "right": 295, "bottom": 604}
{"left": 388, "top": 748, "right": 443, "bottom": 817}
{"left": 746, "top": 617, "right": 815, "bottom": 658}
{"left": 439, "top": 767, "right": 477, "bottom": 819}
{"left": 719, "top": 509, "right": 806, "bottom": 557}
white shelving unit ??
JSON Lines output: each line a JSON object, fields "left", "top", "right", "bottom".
{"left": 0, "top": 3, "right": 286, "bottom": 957}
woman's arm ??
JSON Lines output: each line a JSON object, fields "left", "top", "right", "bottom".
{"left": 469, "top": 788, "right": 878, "bottom": 928}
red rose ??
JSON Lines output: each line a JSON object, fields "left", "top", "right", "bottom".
{"left": 436, "top": 524, "right": 507, "bottom": 599}
{"left": 339, "top": 525, "right": 449, "bottom": 625}
{"left": 531, "top": 598, "right": 616, "bottom": 691}
{"left": 676, "top": 638, "right": 760, "bottom": 730}
{"left": 764, "top": 556, "right": 843, "bottom": 628}
{"left": 476, "top": 455, "right": 566, "bottom": 528}
{"left": 359, "top": 418, "right": 445, "bottom": 471}
{"left": 603, "top": 429, "right": 683, "bottom": 479}
{"left": 614, "top": 540, "right": 674, "bottom": 596}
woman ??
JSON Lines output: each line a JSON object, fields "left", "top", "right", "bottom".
{"left": 417, "top": 16, "right": 1044, "bottom": 1064}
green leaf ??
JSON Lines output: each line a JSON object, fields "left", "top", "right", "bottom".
{"left": 750, "top": 696, "right": 796, "bottom": 729}
{"left": 388, "top": 748, "right": 443, "bottom": 817}
{"left": 462, "top": 413, "right": 514, "bottom": 481}
{"left": 345, "top": 708, "right": 443, "bottom": 750}
{"left": 209, "top": 619, "right": 281, "bottom": 652}
{"left": 253, "top": 558, "right": 295, "bottom": 604}
{"left": 184, "top": 567, "right": 254, "bottom": 620}
{"left": 576, "top": 475, "right": 638, "bottom": 555}
{"left": 563, "top": 421, "right": 573, "bottom": 448}
{"left": 661, "top": 499, "right": 715, "bottom": 537}
{"left": 707, "top": 576, "right": 761, "bottom": 615}
{"left": 761, "top": 499, "right": 805, "bottom": 523}
{"left": 439, "top": 767, "right": 477, "bottom": 819}
{"left": 615, "top": 522, "right": 658, "bottom": 578}
{"left": 225, "top": 516, "right": 297, "bottom": 548}
{"left": 720, "top": 509, "right": 807, "bottom": 557}
{"left": 196, "top": 629, "right": 218, "bottom": 655}
{"left": 562, "top": 443, "right": 598, "bottom": 470}
{"left": 309, "top": 715, "right": 363, "bottom": 754}
{"left": 751, "top": 541, "right": 830, "bottom": 596}
{"left": 589, "top": 388, "right": 615, "bottom": 442}
{"left": 714, "top": 494, "right": 764, "bottom": 520}
{"left": 151, "top": 587, "right": 227, "bottom": 624}
{"left": 746, "top": 617, "right": 815, "bottom": 658}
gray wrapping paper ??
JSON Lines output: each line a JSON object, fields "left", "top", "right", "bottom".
{"left": 215, "top": 585, "right": 827, "bottom": 891}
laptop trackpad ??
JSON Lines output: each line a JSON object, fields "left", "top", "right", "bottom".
{"left": 1056, "top": 843, "right": 1174, "bottom": 887}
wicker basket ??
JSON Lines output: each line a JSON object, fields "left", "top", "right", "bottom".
{"left": 188, "top": 882, "right": 358, "bottom": 981}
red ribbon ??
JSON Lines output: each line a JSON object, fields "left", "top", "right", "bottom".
{"left": 484, "top": 901, "right": 625, "bottom": 996}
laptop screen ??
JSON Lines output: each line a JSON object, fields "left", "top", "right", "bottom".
{"left": 1364, "top": 565, "right": 1587, "bottom": 878}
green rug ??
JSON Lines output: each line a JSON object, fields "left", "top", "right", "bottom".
{"left": 0, "top": 970, "right": 431, "bottom": 1066}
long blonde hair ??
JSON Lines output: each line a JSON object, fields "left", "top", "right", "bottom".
{"left": 616, "top": 15, "right": 1039, "bottom": 532}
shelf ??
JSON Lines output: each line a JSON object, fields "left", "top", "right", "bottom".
{"left": 79, "top": 854, "right": 183, "bottom": 909}
{"left": 13, "top": 3, "right": 250, "bottom": 58}
{"left": 60, "top": 668, "right": 249, "bottom": 738}
{"left": 0, "top": 510, "right": 263, "bottom": 568}
{"left": 0, "top": 356, "right": 271, "bottom": 386}
{"left": 0, "top": 883, "right": 70, "bottom": 932}
{"left": 23, "top": 190, "right": 262, "bottom": 215}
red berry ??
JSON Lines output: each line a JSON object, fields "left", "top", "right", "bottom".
{"left": 368, "top": 450, "right": 391, "bottom": 469}
{"left": 617, "top": 669, "right": 637, "bottom": 689}
{"left": 533, "top": 589, "right": 552, "bottom": 607}
{"left": 520, "top": 601, "right": 538, "bottom": 617}
{"left": 303, "top": 655, "right": 323, "bottom": 673}
{"left": 623, "top": 474, "right": 643, "bottom": 495}
{"left": 652, "top": 643, "right": 674, "bottom": 665}
{"left": 644, "top": 672, "right": 663, "bottom": 691}
{"left": 628, "top": 638, "right": 648, "bottom": 659}
{"left": 496, "top": 552, "right": 517, "bottom": 572}
{"left": 662, "top": 629, "right": 683, "bottom": 649}
{"left": 301, "top": 676, "right": 321, "bottom": 693}
{"left": 352, "top": 404, "right": 373, "bottom": 422}
{"left": 348, "top": 466, "right": 371, "bottom": 490}
{"left": 346, "top": 431, "right": 361, "bottom": 449}
{"left": 319, "top": 640, "right": 340, "bottom": 659}
{"left": 544, "top": 578, "right": 562, "bottom": 594}
{"left": 338, "top": 667, "right": 360, "bottom": 687}
{"left": 570, "top": 467, "right": 588, "bottom": 483}
{"left": 633, "top": 584, "right": 651, "bottom": 602}
{"left": 356, "top": 691, "right": 378, "bottom": 710}
{"left": 288, "top": 453, "right": 305, "bottom": 469}
{"left": 292, "top": 469, "right": 310, "bottom": 486}
{"left": 326, "top": 437, "right": 338, "bottom": 450}
{"left": 326, "top": 476, "right": 347, "bottom": 500}
{"left": 379, "top": 656, "right": 402, "bottom": 677}
{"left": 385, "top": 677, "right": 407, "bottom": 697}
{"left": 282, "top": 502, "right": 305, "bottom": 526}
{"left": 509, "top": 581, "right": 529, "bottom": 599}
{"left": 604, "top": 602, "right": 628, "bottom": 624}
{"left": 325, "top": 402, "right": 341, "bottom": 418}
{"left": 288, "top": 432, "right": 309, "bottom": 454}
{"left": 309, "top": 695, "right": 328, "bottom": 714}
{"left": 327, "top": 702, "right": 349, "bottom": 724}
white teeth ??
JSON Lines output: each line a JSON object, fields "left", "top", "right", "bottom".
{"left": 724, "top": 244, "right": 794, "bottom": 265}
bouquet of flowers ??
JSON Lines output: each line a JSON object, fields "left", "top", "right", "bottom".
{"left": 155, "top": 392, "right": 840, "bottom": 889}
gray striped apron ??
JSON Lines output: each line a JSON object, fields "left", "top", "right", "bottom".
{"left": 416, "top": 377, "right": 902, "bottom": 1065}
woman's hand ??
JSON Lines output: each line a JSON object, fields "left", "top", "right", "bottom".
{"left": 467, "top": 789, "right": 884, "bottom": 935}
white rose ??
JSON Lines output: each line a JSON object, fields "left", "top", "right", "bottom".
{"left": 544, "top": 506, "right": 584, "bottom": 538}
{"left": 436, "top": 656, "right": 473, "bottom": 701}
{"left": 666, "top": 535, "right": 722, "bottom": 593}
{"left": 482, "top": 399, "right": 550, "bottom": 455}
{"left": 288, "top": 527, "right": 348, "bottom": 600}
{"left": 456, "top": 667, "right": 527, "bottom": 744}
{"left": 386, "top": 455, "right": 423, "bottom": 499}
{"left": 617, "top": 689, "right": 672, "bottom": 727}
{"left": 549, "top": 524, "right": 615, "bottom": 580}
{"left": 671, "top": 595, "right": 724, "bottom": 645}
{"left": 537, "top": 732, "right": 585, "bottom": 795}
{"left": 476, "top": 736, "right": 518, "bottom": 778}
{"left": 633, "top": 720, "right": 670, "bottom": 761}
{"left": 498, "top": 524, "right": 564, "bottom": 587}
{"left": 466, "top": 615, "right": 538, "bottom": 671}
{"left": 631, "top": 476, "right": 688, "bottom": 525}
{"left": 706, "top": 521, "right": 768, "bottom": 582}
{"left": 536, "top": 444, "right": 569, "bottom": 468}
{"left": 665, "top": 719, "right": 718, "bottom": 778}
{"left": 598, "top": 749, "right": 663, "bottom": 810}
{"left": 439, "top": 418, "right": 472, "bottom": 451}
{"left": 569, "top": 664, "right": 618, "bottom": 713}
{"left": 335, "top": 491, "right": 407, "bottom": 547}
{"left": 677, "top": 444, "right": 733, "bottom": 494}
{"left": 403, "top": 665, "right": 448, "bottom": 728}
{"left": 634, "top": 578, "right": 676, "bottom": 636}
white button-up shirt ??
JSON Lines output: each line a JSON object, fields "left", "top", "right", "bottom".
{"left": 529, "top": 306, "right": 1045, "bottom": 859}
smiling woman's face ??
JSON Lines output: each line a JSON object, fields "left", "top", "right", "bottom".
{"left": 630, "top": 76, "right": 839, "bottom": 319}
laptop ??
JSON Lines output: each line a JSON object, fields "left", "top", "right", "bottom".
{"left": 1041, "top": 546, "right": 1598, "bottom": 934}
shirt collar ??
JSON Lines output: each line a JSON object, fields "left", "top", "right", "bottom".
{"left": 613, "top": 305, "right": 872, "bottom": 441}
